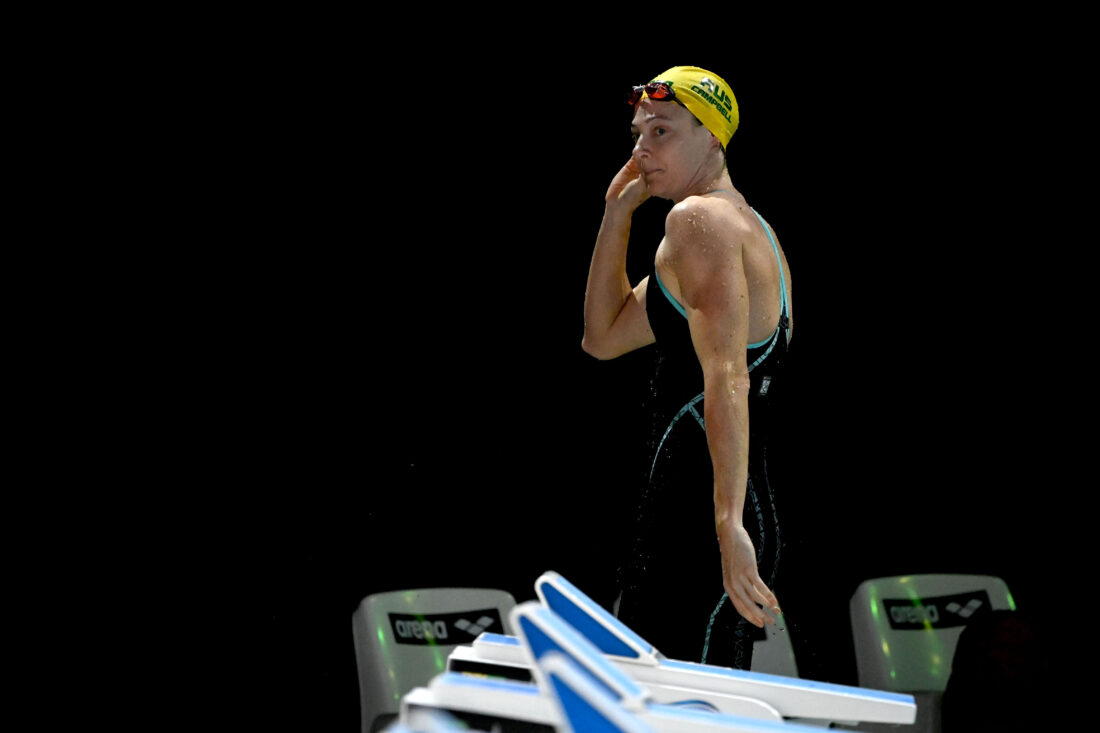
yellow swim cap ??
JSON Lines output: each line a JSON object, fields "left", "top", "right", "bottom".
{"left": 646, "top": 66, "right": 739, "bottom": 149}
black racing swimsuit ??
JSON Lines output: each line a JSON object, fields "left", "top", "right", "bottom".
{"left": 616, "top": 206, "right": 790, "bottom": 669}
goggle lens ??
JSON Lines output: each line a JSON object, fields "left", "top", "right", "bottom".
{"left": 627, "top": 81, "right": 675, "bottom": 107}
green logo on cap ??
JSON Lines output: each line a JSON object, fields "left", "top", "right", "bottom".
{"left": 690, "top": 82, "right": 734, "bottom": 124}
{"left": 695, "top": 77, "right": 733, "bottom": 112}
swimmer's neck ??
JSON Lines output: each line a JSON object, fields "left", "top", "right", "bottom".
{"left": 673, "top": 167, "right": 737, "bottom": 203}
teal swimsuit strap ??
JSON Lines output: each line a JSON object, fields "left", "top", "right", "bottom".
{"left": 750, "top": 207, "right": 790, "bottom": 326}
{"left": 654, "top": 268, "right": 688, "bottom": 318}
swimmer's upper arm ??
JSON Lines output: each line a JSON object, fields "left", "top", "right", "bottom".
{"left": 667, "top": 203, "right": 750, "bottom": 379}
{"left": 581, "top": 276, "right": 655, "bottom": 360}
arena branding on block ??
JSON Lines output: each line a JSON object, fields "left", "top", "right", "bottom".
{"left": 882, "top": 590, "right": 991, "bottom": 630}
{"left": 388, "top": 608, "right": 504, "bottom": 645}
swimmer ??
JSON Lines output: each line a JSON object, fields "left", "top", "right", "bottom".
{"left": 582, "top": 66, "right": 793, "bottom": 662}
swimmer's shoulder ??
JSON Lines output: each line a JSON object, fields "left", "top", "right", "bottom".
{"left": 657, "top": 196, "right": 748, "bottom": 306}
{"left": 663, "top": 194, "right": 751, "bottom": 260}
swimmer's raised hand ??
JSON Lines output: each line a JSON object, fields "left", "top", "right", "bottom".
{"left": 605, "top": 157, "right": 650, "bottom": 212}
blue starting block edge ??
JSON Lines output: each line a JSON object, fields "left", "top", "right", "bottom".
{"left": 536, "top": 571, "right": 658, "bottom": 661}
{"left": 476, "top": 633, "right": 520, "bottom": 646}
{"left": 658, "top": 661, "right": 914, "bottom": 705}
{"left": 542, "top": 652, "right": 655, "bottom": 733}
{"left": 540, "top": 651, "right": 861, "bottom": 733}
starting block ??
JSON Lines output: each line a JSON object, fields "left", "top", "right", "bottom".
{"left": 445, "top": 572, "right": 916, "bottom": 726}
{"left": 402, "top": 600, "right": 865, "bottom": 732}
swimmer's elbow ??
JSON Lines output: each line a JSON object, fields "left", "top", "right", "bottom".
{"left": 581, "top": 335, "right": 607, "bottom": 359}
{"left": 703, "top": 364, "right": 751, "bottom": 396}
{"left": 581, "top": 333, "right": 618, "bottom": 360}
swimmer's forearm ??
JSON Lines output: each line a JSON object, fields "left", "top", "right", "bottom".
{"left": 706, "top": 372, "right": 751, "bottom": 530}
{"left": 710, "top": 374, "right": 780, "bottom": 625}
{"left": 582, "top": 208, "right": 634, "bottom": 354}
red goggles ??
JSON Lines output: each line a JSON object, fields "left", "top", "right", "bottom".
{"left": 627, "top": 81, "right": 676, "bottom": 107}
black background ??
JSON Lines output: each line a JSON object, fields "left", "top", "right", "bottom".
{"left": 187, "top": 22, "right": 1084, "bottom": 730}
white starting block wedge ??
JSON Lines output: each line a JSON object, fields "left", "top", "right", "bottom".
{"left": 447, "top": 572, "right": 916, "bottom": 726}
{"left": 401, "top": 672, "right": 558, "bottom": 731}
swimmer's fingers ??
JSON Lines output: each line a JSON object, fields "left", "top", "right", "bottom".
{"left": 727, "top": 587, "right": 768, "bottom": 628}
{"left": 605, "top": 157, "right": 650, "bottom": 211}
{"left": 727, "top": 574, "right": 777, "bottom": 628}
{"left": 748, "top": 578, "right": 781, "bottom": 619}
{"left": 604, "top": 159, "right": 637, "bottom": 200}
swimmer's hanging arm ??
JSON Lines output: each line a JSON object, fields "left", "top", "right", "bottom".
{"left": 581, "top": 158, "right": 657, "bottom": 360}
{"left": 666, "top": 199, "right": 781, "bottom": 629}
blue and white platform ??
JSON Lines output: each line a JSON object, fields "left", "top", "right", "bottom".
{"left": 442, "top": 572, "right": 916, "bottom": 727}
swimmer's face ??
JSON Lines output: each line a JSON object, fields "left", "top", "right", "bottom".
{"left": 630, "top": 98, "right": 718, "bottom": 200}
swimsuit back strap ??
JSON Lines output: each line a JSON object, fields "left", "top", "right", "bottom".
{"left": 750, "top": 208, "right": 789, "bottom": 318}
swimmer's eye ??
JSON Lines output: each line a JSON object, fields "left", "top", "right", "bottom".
{"left": 632, "top": 127, "right": 667, "bottom": 144}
